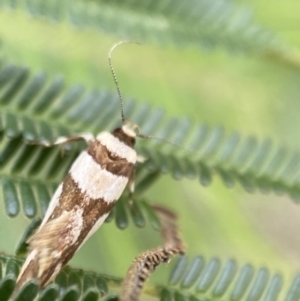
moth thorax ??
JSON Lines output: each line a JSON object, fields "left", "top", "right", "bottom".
{"left": 112, "top": 124, "right": 136, "bottom": 148}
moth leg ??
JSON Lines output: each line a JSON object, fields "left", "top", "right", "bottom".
{"left": 127, "top": 168, "right": 135, "bottom": 205}
{"left": 37, "top": 133, "right": 95, "bottom": 147}
{"left": 120, "top": 205, "right": 185, "bottom": 301}
{"left": 127, "top": 154, "right": 147, "bottom": 204}
{"left": 136, "top": 154, "right": 147, "bottom": 163}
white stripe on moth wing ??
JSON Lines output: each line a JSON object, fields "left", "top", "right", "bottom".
{"left": 70, "top": 152, "right": 129, "bottom": 202}
{"left": 68, "top": 208, "right": 84, "bottom": 245}
{"left": 47, "top": 262, "right": 62, "bottom": 285}
{"left": 17, "top": 249, "right": 38, "bottom": 281}
{"left": 78, "top": 213, "right": 109, "bottom": 250}
{"left": 40, "top": 184, "right": 63, "bottom": 227}
{"left": 96, "top": 132, "right": 136, "bottom": 164}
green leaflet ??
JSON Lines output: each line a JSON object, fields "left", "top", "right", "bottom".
{"left": 0, "top": 0, "right": 289, "bottom": 59}
{"left": 0, "top": 254, "right": 111, "bottom": 301}
{"left": 164, "top": 256, "right": 299, "bottom": 301}
{"left": 1, "top": 253, "right": 300, "bottom": 301}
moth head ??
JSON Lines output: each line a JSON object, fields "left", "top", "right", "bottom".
{"left": 122, "top": 120, "right": 139, "bottom": 138}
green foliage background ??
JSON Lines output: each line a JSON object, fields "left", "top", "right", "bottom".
{"left": 1, "top": 0, "right": 300, "bottom": 300}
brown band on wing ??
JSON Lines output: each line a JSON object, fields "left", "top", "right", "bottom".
{"left": 21, "top": 173, "right": 119, "bottom": 289}
{"left": 87, "top": 140, "right": 134, "bottom": 177}
{"left": 48, "top": 174, "right": 116, "bottom": 222}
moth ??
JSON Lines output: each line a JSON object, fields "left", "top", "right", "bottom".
{"left": 14, "top": 41, "right": 141, "bottom": 293}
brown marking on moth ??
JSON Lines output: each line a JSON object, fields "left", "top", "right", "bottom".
{"left": 16, "top": 174, "right": 121, "bottom": 290}
{"left": 29, "top": 212, "right": 73, "bottom": 286}
{"left": 13, "top": 213, "right": 73, "bottom": 294}
{"left": 87, "top": 140, "right": 134, "bottom": 177}
{"left": 112, "top": 127, "right": 135, "bottom": 147}
{"left": 14, "top": 128, "right": 137, "bottom": 293}
{"left": 47, "top": 174, "right": 116, "bottom": 236}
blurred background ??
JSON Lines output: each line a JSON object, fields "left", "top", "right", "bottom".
{"left": 1, "top": 0, "right": 300, "bottom": 288}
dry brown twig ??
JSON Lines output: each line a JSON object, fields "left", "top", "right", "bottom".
{"left": 120, "top": 205, "right": 186, "bottom": 301}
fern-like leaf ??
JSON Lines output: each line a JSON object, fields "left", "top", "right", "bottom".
{"left": 163, "top": 255, "right": 300, "bottom": 301}
{"left": 1, "top": 62, "right": 300, "bottom": 221}
{"left": 1, "top": 253, "right": 300, "bottom": 301}
{"left": 0, "top": 253, "right": 112, "bottom": 301}
{"left": 0, "top": 0, "right": 291, "bottom": 59}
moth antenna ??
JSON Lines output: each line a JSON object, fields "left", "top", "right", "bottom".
{"left": 138, "top": 133, "right": 194, "bottom": 152}
{"left": 109, "top": 42, "right": 192, "bottom": 153}
{"left": 108, "top": 41, "right": 142, "bottom": 125}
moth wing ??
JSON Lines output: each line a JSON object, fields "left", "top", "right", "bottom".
{"left": 14, "top": 211, "right": 72, "bottom": 293}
